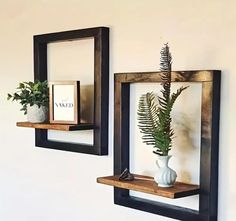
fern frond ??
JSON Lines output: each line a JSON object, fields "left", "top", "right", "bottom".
{"left": 160, "top": 43, "right": 172, "bottom": 73}
{"left": 170, "top": 86, "right": 189, "bottom": 108}
{"left": 137, "top": 43, "right": 189, "bottom": 156}
{"left": 138, "top": 92, "right": 160, "bottom": 150}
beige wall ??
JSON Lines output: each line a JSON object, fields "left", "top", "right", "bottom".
{"left": 0, "top": 0, "right": 235, "bottom": 220}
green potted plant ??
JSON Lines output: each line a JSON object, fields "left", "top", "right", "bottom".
{"left": 137, "top": 43, "right": 188, "bottom": 187}
{"left": 7, "top": 80, "right": 49, "bottom": 123}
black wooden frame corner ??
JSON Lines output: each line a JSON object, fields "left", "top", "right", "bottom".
{"left": 34, "top": 27, "right": 109, "bottom": 155}
{"left": 114, "top": 70, "right": 221, "bottom": 220}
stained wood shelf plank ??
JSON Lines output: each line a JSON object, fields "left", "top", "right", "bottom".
{"left": 97, "top": 174, "right": 200, "bottom": 199}
{"left": 16, "top": 121, "right": 95, "bottom": 131}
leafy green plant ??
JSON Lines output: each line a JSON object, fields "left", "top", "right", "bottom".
{"left": 137, "top": 43, "right": 188, "bottom": 156}
{"left": 7, "top": 80, "right": 49, "bottom": 115}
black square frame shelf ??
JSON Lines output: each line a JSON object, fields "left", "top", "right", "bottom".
{"left": 114, "top": 70, "right": 221, "bottom": 220}
{"left": 33, "top": 27, "right": 109, "bottom": 155}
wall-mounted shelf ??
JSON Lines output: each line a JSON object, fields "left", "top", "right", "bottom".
{"left": 16, "top": 122, "right": 95, "bottom": 131}
{"left": 97, "top": 174, "right": 199, "bottom": 199}
{"left": 31, "top": 26, "right": 109, "bottom": 155}
{"left": 99, "top": 70, "right": 221, "bottom": 220}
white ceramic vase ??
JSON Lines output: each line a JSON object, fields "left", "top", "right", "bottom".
{"left": 154, "top": 155, "right": 177, "bottom": 187}
{"left": 27, "top": 104, "right": 48, "bottom": 123}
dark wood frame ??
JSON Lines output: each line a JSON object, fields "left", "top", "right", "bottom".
{"left": 34, "top": 27, "right": 109, "bottom": 155}
{"left": 49, "top": 81, "right": 80, "bottom": 124}
{"left": 114, "top": 70, "right": 221, "bottom": 220}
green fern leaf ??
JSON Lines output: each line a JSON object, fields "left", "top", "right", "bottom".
{"left": 137, "top": 43, "right": 189, "bottom": 156}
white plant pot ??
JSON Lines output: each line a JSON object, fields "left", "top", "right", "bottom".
{"left": 154, "top": 155, "right": 177, "bottom": 187}
{"left": 27, "top": 104, "right": 48, "bottom": 123}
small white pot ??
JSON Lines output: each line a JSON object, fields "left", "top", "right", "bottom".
{"left": 154, "top": 155, "right": 177, "bottom": 187}
{"left": 27, "top": 104, "right": 48, "bottom": 123}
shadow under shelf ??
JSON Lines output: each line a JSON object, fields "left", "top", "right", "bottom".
{"left": 97, "top": 174, "right": 200, "bottom": 199}
{"left": 16, "top": 121, "right": 95, "bottom": 131}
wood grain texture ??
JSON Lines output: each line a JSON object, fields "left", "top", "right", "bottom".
{"left": 113, "top": 70, "right": 220, "bottom": 220}
{"left": 114, "top": 70, "right": 214, "bottom": 83}
{"left": 97, "top": 175, "right": 199, "bottom": 199}
{"left": 16, "top": 122, "right": 94, "bottom": 131}
{"left": 33, "top": 27, "right": 109, "bottom": 155}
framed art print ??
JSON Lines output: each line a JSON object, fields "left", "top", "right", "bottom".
{"left": 49, "top": 81, "right": 80, "bottom": 124}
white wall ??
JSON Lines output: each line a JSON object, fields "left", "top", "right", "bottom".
{"left": 0, "top": 0, "right": 235, "bottom": 220}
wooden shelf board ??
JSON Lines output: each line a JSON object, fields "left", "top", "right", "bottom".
{"left": 97, "top": 174, "right": 200, "bottom": 199}
{"left": 16, "top": 121, "right": 95, "bottom": 131}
